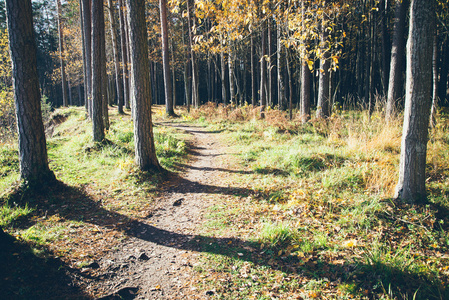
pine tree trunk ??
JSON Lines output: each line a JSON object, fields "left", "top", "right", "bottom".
{"left": 79, "top": 0, "right": 87, "bottom": 107}
{"left": 6, "top": 0, "right": 54, "bottom": 184}
{"left": 186, "top": 0, "right": 198, "bottom": 108}
{"left": 250, "top": 32, "right": 256, "bottom": 107}
{"left": 221, "top": 51, "right": 227, "bottom": 106}
{"left": 100, "top": 2, "right": 109, "bottom": 131}
{"left": 300, "top": 61, "right": 311, "bottom": 123}
{"left": 127, "top": 0, "right": 160, "bottom": 171}
{"left": 260, "top": 20, "right": 267, "bottom": 118}
{"left": 91, "top": 0, "right": 105, "bottom": 142}
{"left": 430, "top": 33, "right": 438, "bottom": 127}
{"left": 395, "top": 0, "right": 435, "bottom": 203}
{"left": 81, "top": 0, "right": 92, "bottom": 117}
{"left": 107, "top": 0, "right": 124, "bottom": 114}
{"left": 118, "top": 0, "right": 130, "bottom": 111}
{"left": 229, "top": 50, "right": 235, "bottom": 105}
{"left": 316, "top": 17, "right": 330, "bottom": 118}
{"left": 386, "top": 0, "right": 409, "bottom": 121}
{"left": 57, "top": 0, "right": 68, "bottom": 107}
{"left": 159, "top": 0, "right": 174, "bottom": 116}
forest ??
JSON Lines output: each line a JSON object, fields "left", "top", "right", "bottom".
{"left": 0, "top": 0, "right": 449, "bottom": 299}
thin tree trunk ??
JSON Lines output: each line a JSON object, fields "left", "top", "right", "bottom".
{"left": 316, "top": 7, "right": 330, "bottom": 119}
{"left": 107, "top": 0, "right": 124, "bottom": 114}
{"left": 56, "top": 0, "right": 68, "bottom": 107}
{"left": 127, "top": 0, "right": 160, "bottom": 171}
{"left": 159, "top": 0, "right": 174, "bottom": 116}
{"left": 229, "top": 49, "right": 235, "bottom": 105}
{"left": 260, "top": 20, "right": 267, "bottom": 118}
{"left": 251, "top": 32, "right": 256, "bottom": 106}
{"left": 221, "top": 51, "right": 227, "bottom": 106}
{"left": 386, "top": 0, "right": 409, "bottom": 121}
{"left": 430, "top": 33, "right": 438, "bottom": 127}
{"left": 186, "top": 0, "right": 198, "bottom": 108}
{"left": 79, "top": 0, "right": 87, "bottom": 108}
{"left": 118, "top": 0, "right": 130, "bottom": 111}
{"left": 395, "top": 0, "right": 435, "bottom": 203}
{"left": 81, "top": 0, "right": 92, "bottom": 117}
{"left": 300, "top": 61, "right": 311, "bottom": 123}
{"left": 171, "top": 38, "right": 177, "bottom": 108}
{"left": 100, "top": 2, "right": 109, "bottom": 131}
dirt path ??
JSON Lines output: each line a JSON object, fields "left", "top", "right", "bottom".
{"left": 91, "top": 124, "right": 226, "bottom": 299}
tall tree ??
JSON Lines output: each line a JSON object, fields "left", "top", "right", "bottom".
{"left": 118, "top": 0, "right": 130, "bottom": 110}
{"left": 91, "top": 0, "right": 105, "bottom": 142}
{"left": 127, "top": 0, "right": 160, "bottom": 171}
{"left": 316, "top": 1, "right": 330, "bottom": 119}
{"left": 107, "top": 0, "right": 124, "bottom": 114}
{"left": 6, "top": 0, "right": 54, "bottom": 184}
{"left": 81, "top": 0, "right": 92, "bottom": 117}
{"left": 394, "top": 0, "right": 435, "bottom": 203}
{"left": 159, "top": 0, "right": 174, "bottom": 116}
{"left": 386, "top": 0, "right": 409, "bottom": 122}
{"left": 56, "top": 0, "right": 69, "bottom": 107}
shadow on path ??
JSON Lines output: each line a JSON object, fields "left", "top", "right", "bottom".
{"left": 4, "top": 179, "right": 445, "bottom": 299}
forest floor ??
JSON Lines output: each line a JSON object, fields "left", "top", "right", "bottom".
{"left": 1, "top": 105, "right": 449, "bottom": 299}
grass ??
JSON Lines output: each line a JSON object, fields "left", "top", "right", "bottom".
{"left": 188, "top": 103, "right": 449, "bottom": 299}
{"left": 1, "top": 103, "right": 449, "bottom": 299}
{"left": 0, "top": 105, "right": 189, "bottom": 273}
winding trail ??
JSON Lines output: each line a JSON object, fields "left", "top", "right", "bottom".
{"left": 93, "top": 124, "right": 227, "bottom": 299}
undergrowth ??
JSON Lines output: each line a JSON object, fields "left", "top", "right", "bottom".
{"left": 0, "top": 105, "right": 188, "bottom": 271}
{"left": 187, "top": 103, "right": 449, "bottom": 299}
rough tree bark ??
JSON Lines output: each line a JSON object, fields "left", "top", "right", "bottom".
{"left": 260, "top": 19, "right": 267, "bottom": 118}
{"left": 221, "top": 51, "right": 227, "bottom": 106}
{"left": 316, "top": 13, "right": 330, "bottom": 119}
{"left": 6, "top": 0, "right": 55, "bottom": 184}
{"left": 250, "top": 32, "right": 256, "bottom": 106}
{"left": 386, "top": 0, "right": 409, "bottom": 122}
{"left": 394, "top": 0, "right": 435, "bottom": 203}
{"left": 159, "top": 0, "right": 174, "bottom": 116}
{"left": 81, "top": 0, "right": 92, "bottom": 117}
{"left": 107, "top": 0, "right": 124, "bottom": 114}
{"left": 56, "top": 0, "right": 68, "bottom": 107}
{"left": 118, "top": 0, "right": 130, "bottom": 111}
{"left": 91, "top": 0, "right": 105, "bottom": 142}
{"left": 127, "top": 0, "right": 160, "bottom": 171}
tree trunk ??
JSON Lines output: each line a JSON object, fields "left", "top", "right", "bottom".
{"left": 260, "top": 20, "right": 267, "bottom": 118}
{"left": 316, "top": 14, "right": 330, "bottom": 119}
{"left": 229, "top": 50, "right": 235, "bottom": 105}
{"left": 250, "top": 32, "right": 256, "bottom": 106}
{"left": 300, "top": 60, "right": 311, "bottom": 123}
{"left": 394, "top": 0, "right": 435, "bottom": 203}
{"left": 127, "top": 0, "right": 160, "bottom": 171}
{"left": 221, "top": 51, "right": 227, "bottom": 106}
{"left": 79, "top": 0, "right": 87, "bottom": 108}
{"left": 430, "top": 33, "right": 438, "bottom": 127}
{"left": 100, "top": 2, "right": 109, "bottom": 131}
{"left": 56, "top": 0, "right": 68, "bottom": 107}
{"left": 91, "top": 0, "right": 105, "bottom": 142}
{"left": 171, "top": 38, "right": 177, "bottom": 108}
{"left": 186, "top": 0, "right": 198, "bottom": 108}
{"left": 6, "top": 0, "right": 54, "bottom": 184}
{"left": 159, "top": 0, "right": 174, "bottom": 116}
{"left": 81, "top": 0, "right": 92, "bottom": 117}
{"left": 118, "top": 0, "right": 130, "bottom": 111}
{"left": 277, "top": 19, "right": 285, "bottom": 110}
{"left": 380, "top": 0, "right": 390, "bottom": 96}
{"left": 107, "top": 0, "right": 124, "bottom": 114}
{"left": 386, "top": 0, "right": 409, "bottom": 122}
